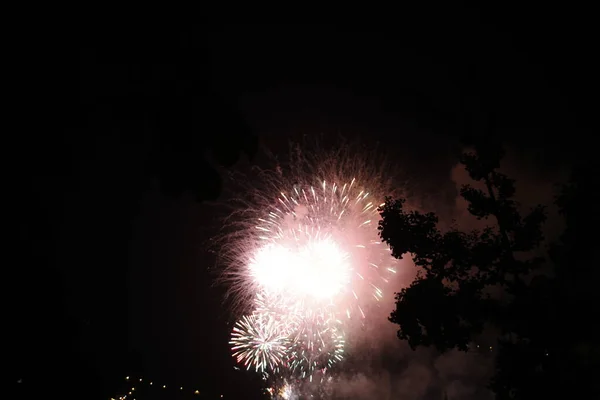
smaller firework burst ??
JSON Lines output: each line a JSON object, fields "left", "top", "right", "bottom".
{"left": 230, "top": 314, "right": 290, "bottom": 373}
{"left": 267, "top": 380, "right": 298, "bottom": 400}
{"left": 286, "top": 312, "right": 345, "bottom": 381}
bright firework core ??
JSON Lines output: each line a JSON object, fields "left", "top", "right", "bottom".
{"left": 249, "top": 238, "right": 351, "bottom": 301}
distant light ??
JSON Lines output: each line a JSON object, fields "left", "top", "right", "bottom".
{"left": 195, "top": 390, "right": 200, "bottom": 394}
{"left": 180, "top": 387, "right": 183, "bottom": 390}
{"left": 150, "top": 382, "right": 153, "bottom": 385}
{"left": 163, "top": 385, "right": 166, "bottom": 388}
{"left": 139, "top": 378, "right": 142, "bottom": 382}
{"left": 126, "top": 376, "right": 130, "bottom": 380}
{"left": 131, "top": 387, "right": 135, "bottom": 391}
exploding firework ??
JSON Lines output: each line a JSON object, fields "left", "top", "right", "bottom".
{"left": 253, "top": 290, "right": 345, "bottom": 379}
{"left": 268, "top": 380, "right": 297, "bottom": 400}
{"left": 219, "top": 140, "right": 403, "bottom": 395}
{"left": 230, "top": 314, "right": 289, "bottom": 373}
{"left": 286, "top": 312, "right": 345, "bottom": 380}
{"left": 251, "top": 178, "right": 396, "bottom": 318}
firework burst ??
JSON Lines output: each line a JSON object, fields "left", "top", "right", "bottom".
{"left": 230, "top": 314, "right": 289, "bottom": 373}
{"left": 218, "top": 140, "right": 404, "bottom": 395}
{"left": 287, "top": 313, "right": 345, "bottom": 380}
{"left": 252, "top": 178, "right": 395, "bottom": 317}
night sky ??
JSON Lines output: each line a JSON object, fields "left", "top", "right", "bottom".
{"left": 12, "top": 13, "right": 597, "bottom": 400}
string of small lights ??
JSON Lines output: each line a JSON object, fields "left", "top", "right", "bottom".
{"left": 109, "top": 375, "right": 225, "bottom": 399}
{"left": 468, "top": 342, "right": 549, "bottom": 357}
{"left": 469, "top": 343, "right": 494, "bottom": 352}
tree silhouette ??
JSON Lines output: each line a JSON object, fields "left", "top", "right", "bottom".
{"left": 377, "top": 140, "right": 600, "bottom": 398}
{"left": 488, "top": 161, "right": 600, "bottom": 398}
{"left": 380, "top": 142, "right": 546, "bottom": 351}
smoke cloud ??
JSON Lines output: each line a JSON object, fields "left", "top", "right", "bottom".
{"left": 327, "top": 282, "right": 495, "bottom": 399}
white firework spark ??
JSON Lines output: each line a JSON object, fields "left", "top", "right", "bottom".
{"left": 230, "top": 314, "right": 289, "bottom": 373}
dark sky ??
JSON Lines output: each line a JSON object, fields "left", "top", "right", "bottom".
{"left": 13, "top": 13, "right": 596, "bottom": 400}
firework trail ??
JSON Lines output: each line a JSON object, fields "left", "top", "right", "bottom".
{"left": 221, "top": 141, "right": 402, "bottom": 396}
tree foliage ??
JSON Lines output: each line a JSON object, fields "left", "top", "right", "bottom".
{"left": 378, "top": 141, "right": 600, "bottom": 397}
{"left": 379, "top": 143, "right": 546, "bottom": 352}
